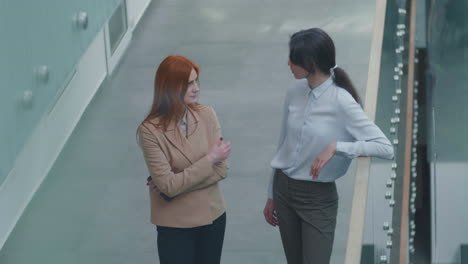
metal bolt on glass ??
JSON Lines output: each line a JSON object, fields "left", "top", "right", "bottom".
{"left": 35, "top": 65, "right": 50, "bottom": 83}
{"left": 386, "top": 180, "right": 393, "bottom": 188}
{"left": 75, "top": 12, "right": 89, "bottom": 30}
{"left": 386, "top": 240, "right": 393, "bottom": 248}
{"left": 385, "top": 191, "right": 392, "bottom": 200}
{"left": 383, "top": 222, "right": 390, "bottom": 230}
{"left": 21, "top": 90, "right": 34, "bottom": 107}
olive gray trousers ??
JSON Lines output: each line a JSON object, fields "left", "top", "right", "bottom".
{"left": 273, "top": 169, "right": 339, "bottom": 264}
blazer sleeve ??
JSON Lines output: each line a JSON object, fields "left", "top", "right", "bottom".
{"left": 159, "top": 107, "right": 228, "bottom": 196}
{"left": 207, "top": 107, "right": 228, "bottom": 179}
{"left": 188, "top": 107, "right": 228, "bottom": 191}
{"left": 138, "top": 124, "right": 217, "bottom": 198}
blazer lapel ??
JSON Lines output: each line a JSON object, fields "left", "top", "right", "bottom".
{"left": 163, "top": 110, "right": 200, "bottom": 164}
{"left": 186, "top": 109, "right": 200, "bottom": 142}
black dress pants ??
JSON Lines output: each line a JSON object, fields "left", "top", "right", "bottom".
{"left": 156, "top": 212, "right": 226, "bottom": 264}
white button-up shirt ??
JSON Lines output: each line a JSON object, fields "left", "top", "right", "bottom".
{"left": 268, "top": 77, "right": 394, "bottom": 198}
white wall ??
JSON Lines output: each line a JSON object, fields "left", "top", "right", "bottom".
{"left": 126, "top": 0, "right": 152, "bottom": 31}
{"left": 431, "top": 162, "right": 468, "bottom": 264}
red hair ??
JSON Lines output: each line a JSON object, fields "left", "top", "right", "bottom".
{"left": 141, "top": 55, "right": 202, "bottom": 132}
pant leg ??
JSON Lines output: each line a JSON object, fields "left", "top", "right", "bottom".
{"left": 295, "top": 183, "right": 339, "bottom": 264}
{"left": 157, "top": 225, "right": 196, "bottom": 264}
{"left": 301, "top": 216, "right": 337, "bottom": 264}
{"left": 274, "top": 170, "right": 303, "bottom": 264}
{"left": 194, "top": 213, "right": 226, "bottom": 264}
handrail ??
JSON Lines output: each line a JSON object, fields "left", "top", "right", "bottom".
{"left": 399, "top": 0, "right": 417, "bottom": 262}
{"left": 344, "top": 0, "right": 387, "bottom": 263}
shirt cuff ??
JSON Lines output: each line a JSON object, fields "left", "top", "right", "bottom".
{"left": 336, "top": 141, "right": 357, "bottom": 159}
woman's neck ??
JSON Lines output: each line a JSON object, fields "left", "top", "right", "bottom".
{"left": 307, "top": 72, "right": 330, "bottom": 89}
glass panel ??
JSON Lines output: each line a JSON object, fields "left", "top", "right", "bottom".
{"left": 0, "top": 1, "right": 34, "bottom": 185}
{"left": 427, "top": 0, "right": 468, "bottom": 162}
{"left": 0, "top": 0, "right": 10, "bottom": 183}
{"left": 0, "top": 0, "right": 120, "bottom": 186}
{"left": 426, "top": 1, "right": 468, "bottom": 262}
{"left": 109, "top": 1, "right": 128, "bottom": 54}
{"left": 362, "top": 0, "right": 411, "bottom": 262}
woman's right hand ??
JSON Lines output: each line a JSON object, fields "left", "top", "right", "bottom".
{"left": 263, "top": 199, "right": 278, "bottom": 227}
{"left": 206, "top": 137, "right": 231, "bottom": 164}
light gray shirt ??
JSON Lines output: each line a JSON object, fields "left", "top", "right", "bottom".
{"left": 179, "top": 111, "right": 188, "bottom": 137}
{"left": 268, "top": 77, "right": 394, "bottom": 199}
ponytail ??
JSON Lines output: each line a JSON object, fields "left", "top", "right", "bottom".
{"left": 288, "top": 28, "right": 362, "bottom": 106}
{"left": 333, "top": 67, "right": 361, "bottom": 106}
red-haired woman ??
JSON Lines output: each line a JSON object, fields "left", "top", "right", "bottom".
{"left": 138, "top": 55, "right": 231, "bottom": 264}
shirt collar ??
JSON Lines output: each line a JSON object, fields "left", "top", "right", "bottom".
{"left": 310, "top": 77, "right": 333, "bottom": 99}
{"left": 179, "top": 110, "right": 188, "bottom": 126}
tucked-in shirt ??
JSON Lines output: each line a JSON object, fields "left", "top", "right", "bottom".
{"left": 268, "top": 77, "right": 394, "bottom": 199}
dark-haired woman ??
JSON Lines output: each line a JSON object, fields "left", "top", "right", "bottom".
{"left": 138, "top": 55, "right": 231, "bottom": 264}
{"left": 263, "top": 28, "right": 394, "bottom": 264}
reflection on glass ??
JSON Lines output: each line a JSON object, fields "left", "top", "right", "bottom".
{"left": 109, "top": 1, "right": 128, "bottom": 55}
{"left": 427, "top": 0, "right": 468, "bottom": 263}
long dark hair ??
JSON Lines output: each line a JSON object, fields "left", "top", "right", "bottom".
{"left": 140, "top": 55, "right": 203, "bottom": 132}
{"left": 289, "top": 28, "right": 361, "bottom": 105}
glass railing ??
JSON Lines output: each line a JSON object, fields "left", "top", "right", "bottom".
{"left": 347, "top": 0, "right": 417, "bottom": 263}
{"left": 0, "top": 0, "right": 121, "bottom": 186}
{"left": 351, "top": 0, "right": 468, "bottom": 263}
{"left": 371, "top": 0, "right": 413, "bottom": 262}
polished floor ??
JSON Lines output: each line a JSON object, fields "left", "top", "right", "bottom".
{"left": 0, "top": 0, "right": 377, "bottom": 263}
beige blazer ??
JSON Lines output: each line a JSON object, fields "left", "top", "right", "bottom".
{"left": 138, "top": 105, "right": 227, "bottom": 228}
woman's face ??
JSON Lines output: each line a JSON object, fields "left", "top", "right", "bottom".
{"left": 288, "top": 60, "right": 309, "bottom": 79}
{"left": 184, "top": 68, "right": 200, "bottom": 104}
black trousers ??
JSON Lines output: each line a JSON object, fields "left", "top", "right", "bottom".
{"left": 156, "top": 213, "right": 226, "bottom": 264}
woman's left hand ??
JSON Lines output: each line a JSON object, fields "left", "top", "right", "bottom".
{"left": 147, "top": 180, "right": 160, "bottom": 193}
{"left": 310, "top": 142, "right": 337, "bottom": 179}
